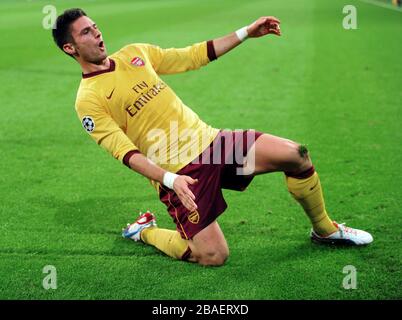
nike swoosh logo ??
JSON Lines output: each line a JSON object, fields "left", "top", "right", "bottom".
{"left": 106, "top": 88, "right": 115, "bottom": 99}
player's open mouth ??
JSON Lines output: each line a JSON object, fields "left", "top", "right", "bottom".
{"left": 99, "top": 41, "right": 105, "bottom": 50}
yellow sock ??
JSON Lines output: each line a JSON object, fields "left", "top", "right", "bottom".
{"left": 286, "top": 170, "right": 337, "bottom": 236}
{"left": 140, "top": 227, "right": 191, "bottom": 260}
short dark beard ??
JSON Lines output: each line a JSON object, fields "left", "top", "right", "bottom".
{"left": 88, "top": 54, "right": 107, "bottom": 65}
{"left": 75, "top": 43, "right": 107, "bottom": 65}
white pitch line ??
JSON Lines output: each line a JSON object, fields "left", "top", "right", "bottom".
{"left": 357, "top": 0, "right": 402, "bottom": 12}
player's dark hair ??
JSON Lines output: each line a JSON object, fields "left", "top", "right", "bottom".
{"left": 52, "top": 8, "right": 87, "bottom": 57}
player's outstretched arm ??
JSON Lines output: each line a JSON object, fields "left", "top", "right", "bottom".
{"left": 127, "top": 152, "right": 198, "bottom": 212}
{"left": 212, "top": 16, "right": 281, "bottom": 58}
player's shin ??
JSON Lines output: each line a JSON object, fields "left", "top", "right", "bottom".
{"left": 141, "top": 228, "right": 191, "bottom": 260}
{"left": 285, "top": 167, "right": 338, "bottom": 236}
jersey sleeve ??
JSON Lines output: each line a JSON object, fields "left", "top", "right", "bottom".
{"left": 140, "top": 41, "right": 216, "bottom": 75}
{"left": 75, "top": 91, "right": 138, "bottom": 163}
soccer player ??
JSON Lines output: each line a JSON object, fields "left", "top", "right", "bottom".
{"left": 52, "top": 8, "right": 373, "bottom": 266}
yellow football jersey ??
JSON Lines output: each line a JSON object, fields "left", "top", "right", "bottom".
{"left": 75, "top": 41, "right": 219, "bottom": 175}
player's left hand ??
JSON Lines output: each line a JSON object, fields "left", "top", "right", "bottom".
{"left": 173, "top": 175, "right": 199, "bottom": 213}
{"left": 247, "top": 16, "right": 281, "bottom": 38}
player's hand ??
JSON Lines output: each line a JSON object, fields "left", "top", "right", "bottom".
{"left": 173, "top": 175, "right": 198, "bottom": 213}
{"left": 247, "top": 16, "right": 281, "bottom": 38}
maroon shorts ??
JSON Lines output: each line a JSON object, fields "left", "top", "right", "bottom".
{"left": 159, "top": 130, "right": 263, "bottom": 239}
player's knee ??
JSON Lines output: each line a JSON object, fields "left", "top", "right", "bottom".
{"left": 297, "top": 143, "right": 309, "bottom": 158}
{"left": 286, "top": 141, "right": 311, "bottom": 169}
{"left": 200, "top": 253, "right": 228, "bottom": 267}
{"left": 197, "top": 248, "right": 229, "bottom": 267}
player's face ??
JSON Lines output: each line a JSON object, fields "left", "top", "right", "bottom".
{"left": 69, "top": 16, "right": 107, "bottom": 64}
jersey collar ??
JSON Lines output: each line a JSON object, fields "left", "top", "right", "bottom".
{"left": 82, "top": 58, "right": 115, "bottom": 79}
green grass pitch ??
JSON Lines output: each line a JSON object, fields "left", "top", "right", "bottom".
{"left": 0, "top": 0, "right": 401, "bottom": 300}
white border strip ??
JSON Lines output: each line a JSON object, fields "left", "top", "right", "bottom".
{"left": 358, "top": 0, "right": 402, "bottom": 12}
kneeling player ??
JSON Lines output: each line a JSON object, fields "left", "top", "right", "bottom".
{"left": 53, "top": 9, "right": 373, "bottom": 266}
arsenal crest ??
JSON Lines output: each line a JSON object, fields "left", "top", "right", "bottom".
{"left": 131, "top": 57, "right": 145, "bottom": 67}
{"left": 188, "top": 210, "right": 200, "bottom": 224}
